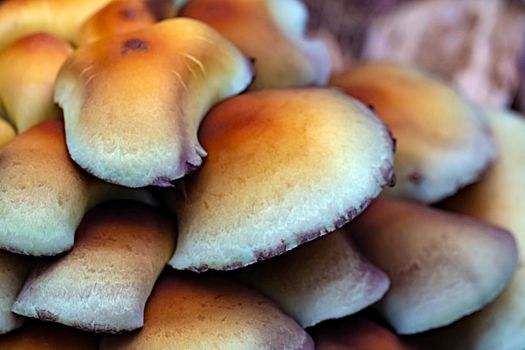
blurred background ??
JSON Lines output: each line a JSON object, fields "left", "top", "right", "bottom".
{"left": 303, "top": 0, "right": 525, "bottom": 111}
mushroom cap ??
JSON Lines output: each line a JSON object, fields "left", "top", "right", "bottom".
{"left": 239, "top": 229, "right": 390, "bottom": 327}
{"left": 12, "top": 202, "right": 176, "bottom": 333}
{"left": 56, "top": 18, "right": 253, "bottom": 188}
{"left": 0, "top": 321, "right": 99, "bottom": 350}
{"left": 349, "top": 198, "right": 518, "bottom": 334}
{"left": 169, "top": 88, "right": 394, "bottom": 271}
{"left": 313, "top": 318, "right": 416, "bottom": 350}
{"left": 0, "top": 120, "right": 92, "bottom": 256}
{"left": 435, "top": 108, "right": 525, "bottom": 350}
{"left": 100, "top": 274, "right": 313, "bottom": 350}
{"left": 75, "top": 0, "right": 157, "bottom": 47}
{"left": 182, "top": 0, "right": 331, "bottom": 89}
{"left": 331, "top": 62, "right": 496, "bottom": 203}
{"left": 0, "top": 251, "right": 29, "bottom": 334}
{"left": 0, "top": 119, "right": 15, "bottom": 149}
{"left": 0, "top": 0, "right": 112, "bottom": 49}
{"left": 0, "top": 33, "right": 72, "bottom": 132}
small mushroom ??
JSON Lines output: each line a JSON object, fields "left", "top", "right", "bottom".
{"left": 331, "top": 63, "right": 496, "bottom": 203}
{"left": 100, "top": 274, "right": 313, "bottom": 349}
{"left": 349, "top": 198, "right": 518, "bottom": 334}
{"left": 75, "top": 0, "right": 157, "bottom": 46}
{"left": 55, "top": 18, "right": 253, "bottom": 188}
{"left": 0, "top": 33, "right": 72, "bottom": 132}
{"left": 12, "top": 202, "right": 175, "bottom": 333}
{"left": 169, "top": 88, "right": 394, "bottom": 271}
{"left": 0, "top": 0, "right": 112, "bottom": 49}
{"left": 181, "top": 0, "right": 331, "bottom": 89}
{"left": 238, "top": 229, "right": 390, "bottom": 328}
{"left": 0, "top": 252, "right": 30, "bottom": 334}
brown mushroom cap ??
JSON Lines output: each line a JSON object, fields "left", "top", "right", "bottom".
{"left": 313, "top": 318, "right": 416, "bottom": 350}
{"left": 12, "top": 202, "right": 176, "bottom": 333}
{"left": 349, "top": 198, "right": 518, "bottom": 334}
{"left": 100, "top": 274, "right": 313, "bottom": 349}
{"left": 56, "top": 18, "right": 253, "bottom": 188}
{"left": 0, "top": 251, "right": 29, "bottom": 334}
{"left": 331, "top": 63, "right": 496, "bottom": 203}
{"left": 169, "top": 88, "right": 394, "bottom": 271}
{"left": 75, "top": 0, "right": 157, "bottom": 47}
{"left": 0, "top": 0, "right": 112, "bottom": 49}
{"left": 182, "top": 0, "right": 331, "bottom": 89}
{"left": 0, "top": 321, "right": 99, "bottom": 350}
{"left": 239, "top": 229, "right": 390, "bottom": 327}
{"left": 0, "top": 33, "right": 72, "bottom": 132}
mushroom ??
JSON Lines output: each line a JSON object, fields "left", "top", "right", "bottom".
{"left": 169, "top": 88, "right": 394, "bottom": 271}
{"left": 313, "top": 318, "right": 416, "bottom": 350}
{"left": 100, "top": 274, "right": 313, "bottom": 349}
{"left": 0, "top": 321, "right": 99, "bottom": 350}
{"left": 0, "top": 120, "right": 152, "bottom": 256}
{"left": 348, "top": 198, "right": 518, "bottom": 334}
{"left": 0, "top": 0, "right": 112, "bottom": 49}
{"left": 0, "top": 119, "right": 15, "bottom": 149}
{"left": 418, "top": 108, "right": 525, "bottom": 350}
{"left": 0, "top": 252, "right": 30, "bottom": 334}
{"left": 55, "top": 18, "right": 253, "bottom": 188}
{"left": 12, "top": 201, "right": 175, "bottom": 333}
{"left": 0, "top": 33, "right": 72, "bottom": 132}
{"left": 331, "top": 63, "right": 496, "bottom": 203}
{"left": 75, "top": 0, "right": 157, "bottom": 46}
{"left": 181, "top": 0, "right": 331, "bottom": 89}
{"left": 238, "top": 229, "right": 390, "bottom": 328}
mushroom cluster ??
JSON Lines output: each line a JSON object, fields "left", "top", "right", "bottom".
{"left": 0, "top": 0, "right": 522, "bottom": 349}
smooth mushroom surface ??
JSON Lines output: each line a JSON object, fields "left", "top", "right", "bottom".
{"left": 349, "top": 198, "right": 518, "bottom": 334}
{"left": 331, "top": 63, "right": 496, "bottom": 203}
{"left": 56, "top": 18, "right": 253, "bottom": 188}
{"left": 239, "top": 229, "right": 390, "bottom": 328}
{"left": 12, "top": 202, "right": 175, "bottom": 333}
{"left": 0, "top": 33, "right": 72, "bottom": 132}
{"left": 182, "top": 0, "right": 331, "bottom": 89}
{"left": 0, "top": 321, "right": 99, "bottom": 350}
{"left": 169, "top": 88, "right": 394, "bottom": 271}
{"left": 100, "top": 274, "right": 313, "bottom": 350}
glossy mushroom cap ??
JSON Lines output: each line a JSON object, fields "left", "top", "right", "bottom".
{"left": 0, "top": 252, "right": 29, "bottom": 334}
{"left": 239, "top": 229, "right": 390, "bottom": 327}
{"left": 12, "top": 202, "right": 176, "bottom": 333}
{"left": 56, "top": 18, "right": 253, "bottom": 188}
{"left": 75, "top": 0, "right": 157, "bottom": 46}
{"left": 0, "top": 33, "right": 72, "bottom": 132}
{"left": 349, "top": 198, "right": 518, "bottom": 334}
{"left": 0, "top": 0, "right": 112, "bottom": 49}
{"left": 100, "top": 274, "right": 313, "bottom": 350}
{"left": 169, "top": 88, "right": 394, "bottom": 271}
{"left": 182, "top": 0, "right": 331, "bottom": 89}
{"left": 331, "top": 63, "right": 495, "bottom": 203}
